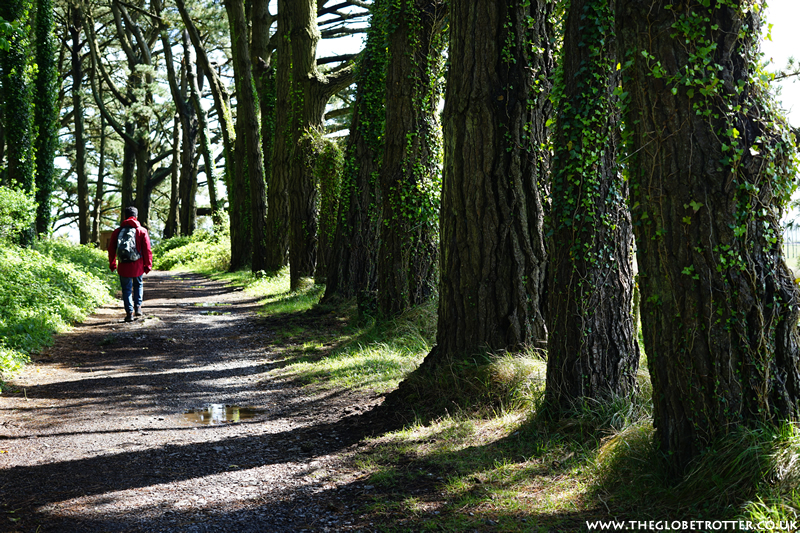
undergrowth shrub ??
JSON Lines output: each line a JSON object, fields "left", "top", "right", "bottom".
{"left": 0, "top": 239, "right": 114, "bottom": 383}
{"left": 0, "top": 185, "right": 36, "bottom": 243}
{"left": 153, "top": 230, "right": 230, "bottom": 272}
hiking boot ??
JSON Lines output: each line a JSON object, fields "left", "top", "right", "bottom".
{"left": 134, "top": 306, "right": 142, "bottom": 317}
{"left": 124, "top": 313, "right": 133, "bottom": 323}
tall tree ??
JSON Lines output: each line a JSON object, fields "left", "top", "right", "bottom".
{"left": 618, "top": 0, "right": 800, "bottom": 474}
{"left": 90, "top": 114, "right": 107, "bottom": 243}
{"left": 265, "top": 3, "right": 291, "bottom": 271}
{"left": 377, "top": 0, "right": 446, "bottom": 316}
{"left": 544, "top": 0, "right": 639, "bottom": 412}
{"left": 324, "top": 1, "right": 387, "bottom": 302}
{"left": 225, "top": 0, "right": 269, "bottom": 272}
{"left": 164, "top": 113, "right": 181, "bottom": 239}
{"left": 1, "top": 0, "right": 35, "bottom": 244}
{"left": 400, "top": 0, "right": 553, "bottom": 388}
{"left": 33, "top": 0, "right": 59, "bottom": 237}
{"left": 174, "top": 0, "right": 242, "bottom": 262}
{"left": 178, "top": 51, "right": 199, "bottom": 236}
{"left": 69, "top": 0, "right": 89, "bottom": 243}
{"left": 286, "top": 0, "right": 356, "bottom": 289}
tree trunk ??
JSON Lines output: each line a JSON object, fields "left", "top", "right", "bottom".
{"left": 1, "top": 0, "right": 35, "bottom": 244}
{"left": 377, "top": 0, "right": 446, "bottom": 316}
{"left": 69, "top": 3, "right": 89, "bottom": 243}
{"left": 120, "top": 122, "right": 136, "bottom": 217}
{"left": 134, "top": 136, "right": 152, "bottom": 226}
{"left": 226, "top": 0, "right": 269, "bottom": 273}
{"left": 91, "top": 115, "right": 107, "bottom": 243}
{"left": 429, "top": 0, "right": 550, "bottom": 364}
{"left": 286, "top": 0, "right": 356, "bottom": 289}
{"left": 174, "top": 0, "right": 238, "bottom": 241}
{"left": 287, "top": 0, "right": 324, "bottom": 288}
{"left": 314, "top": 139, "right": 343, "bottom": 284}
{"left": 34, "top": 0, "right": 58, "bottom": 237}
{"left": 229, "top": 118, "right": 252, "bottom": 270}
{"left": 178, "top": 49, "right": 199, "bottom": 236}
{"left": 164, "top": 113, "right": 181, "bottom": 239}
{"left": 265, "top": 3, "right": 291, "bottom": 271}
{"left": 189, "top": 61, "right": 220, "bottom": 223}
{"left": 323, "top": 1, "right": 386, "bottom": 303}
{"left": 618, "top": 0, "right": 800, "bottom": 474}
{"left": 544, "top": 0, "right": 639, "bottom": 412}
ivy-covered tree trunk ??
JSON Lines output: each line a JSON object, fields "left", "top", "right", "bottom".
{"left": 33, "top": 0, "right": 58, "bottom": 237}
{"left": 618, "top": 0, "right": 800, "bottom": 474}
{"left": 1, "top": 0, "right": 35, "bottom": 244}
{"left": 286, "top": 0, "right": 355, "bottom": 289}
{"left": 323, "top": 3, "right": 387, "bottom": 302}
{"left": 315, "top": 140, "right": 343, "bottom": 284}
{"left": 69, "top": 2, "right": 89, "bottom": 243}
{"left": 265, "top": 4, "right": 291, "bottom": 272}
{"left": 377, "top": 0, "right": 445, "bottom": 316}
{"left": 226, "top": 0, "right": 269, "bottom": 272}
{"left": 544, "top": 0, "right": 639, "bottom": 412}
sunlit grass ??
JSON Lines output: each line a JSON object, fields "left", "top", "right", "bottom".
{"left": 0, "top": 239, "right": 114, "bottom": 387}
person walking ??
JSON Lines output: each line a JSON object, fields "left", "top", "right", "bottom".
{"left": 108, "top": 206, "right": 153, "bottom": 322}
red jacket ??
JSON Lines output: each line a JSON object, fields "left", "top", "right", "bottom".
{"left": 108, "top": 217, "right": 153, "bottom": 277}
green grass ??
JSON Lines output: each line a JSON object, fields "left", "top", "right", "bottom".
{"left": 0, "top": 239, "right": 115, "bottom": 385}
{"left": 152, "top": 231, "right": 230, "bottom": 273}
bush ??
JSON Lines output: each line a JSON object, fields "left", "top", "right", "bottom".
{"left": 153, "top": 231, "right": 230, "bottom": 272}
{"left": 0, "top": 185, "right": 36, "bottom": 243}
{"left": 0, "top": 240, "right": 114, "bottom": 383}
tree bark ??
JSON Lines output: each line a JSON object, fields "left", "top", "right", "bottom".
{"left": 377, "top": 0, "right": 446, "bottom": 316}
{"left": 1, "top": 0, "right": 35, "bottom": 244}
{"left": 164, "top": 113, "right": 181, "bottom": 239}
{"left": 323, "top": 3, "right": 386, "bottom": 302}
{"left": 429, "top": 0, "right": 551, "bottom": 363}
{"left": 34, "top": 0, "right": 58, "bottom": 237}
{"left": 286, "top": 0, "right": 356, "bottom": 289}
{"left": 70, "top": 2, "right": 89, "bottom": 243}
{"left": 189, "top": 57, "right": 220, "bottom": 223}
{"left": 90, "top": 115, "right": 106, "bottom": 243}
{"left": 178, "top": 42, "right": 199, "bottom": 236}
{"left": 226, "top": 0, "right": 269, "bottom": 272}
{"left": 618, "top": 0, "right": 800, "bottom": 474}
{"left": 265, "top": 3, "right": 291, "bottom": 271}
{"left": 174, "top": 0, "right": 239, "bottom": 243}
{"left": 544, "top": 0, "right": 639, "bottom": 412}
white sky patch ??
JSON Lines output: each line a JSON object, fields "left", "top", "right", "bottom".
{"left": 761, "top": 0, "right": 800, "bottom": 127}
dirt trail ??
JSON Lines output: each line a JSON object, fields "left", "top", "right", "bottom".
{"left": 0, "top": 271, "right": 383, "bottom": 533}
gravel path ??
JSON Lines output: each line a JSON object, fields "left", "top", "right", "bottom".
{"left": 0, "top": 271, "right": 384, "bottom": 532}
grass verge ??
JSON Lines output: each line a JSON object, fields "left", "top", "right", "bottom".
{"left": 0, "top": 239, "right": 115, "bottom": 387}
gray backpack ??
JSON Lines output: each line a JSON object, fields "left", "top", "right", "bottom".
{"left": 116, "top": 227, "right": 141, "bottom": 263}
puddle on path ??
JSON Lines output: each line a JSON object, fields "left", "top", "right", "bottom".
{"left": 182, "top": 404, "right": 259, "bottom": 425}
